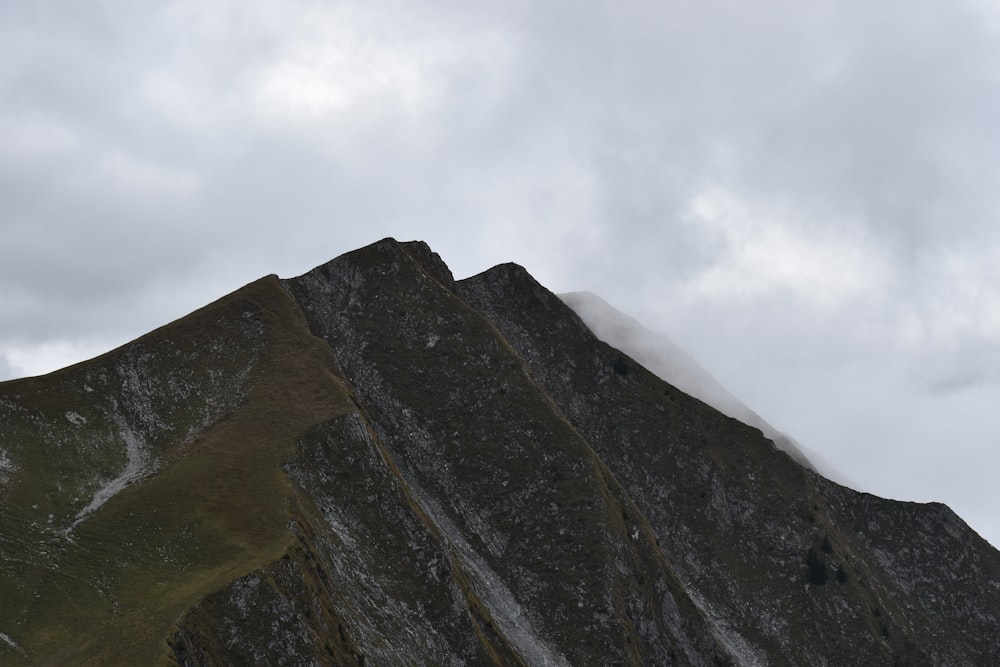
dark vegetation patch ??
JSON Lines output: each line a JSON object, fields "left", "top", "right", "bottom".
{"left": 805, "top": 547, "right": 829, "bottom": 585}
{"left": 612, "top": 355, "right": 630, "bottom": 376}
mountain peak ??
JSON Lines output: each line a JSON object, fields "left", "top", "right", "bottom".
{"left": 1, "top": 240, "right": 997, "bottom": 665}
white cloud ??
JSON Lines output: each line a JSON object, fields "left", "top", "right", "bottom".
{"left": 87, "top": 150, "right": 200, "bottom": 202}
{"left": 890, "top": 245, "right": 1000, "bottom": 393}
{"left": 249, "top": 18, "right": 439, "bottom": 127}
{"left": 922, "top": 248, "right": 1000, "bottom": 341}
{"left": 0, "top": 113, "right": 81, "bottom": 164}
{"left": 2, "top": 340, "right": 107, "bottom": 380}
{"left": 0, "top": 351, "right": 22, "bottom": 382}
{"left": 681, "top": 187, "right": 889, "bottom": 307}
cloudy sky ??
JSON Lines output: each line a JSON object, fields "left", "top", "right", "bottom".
{"left": 3, "top": 1, "right": 999, "bottom": 546}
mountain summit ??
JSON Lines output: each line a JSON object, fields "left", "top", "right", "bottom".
{"left": 1, "top": 238, "right": 997, "bottom": 665}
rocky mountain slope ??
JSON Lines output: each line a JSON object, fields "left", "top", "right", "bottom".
{"left": 1, "top": 238, "right": 997, "bottom": 665}
{"left": 557, "top": 291, "right": 817, "bottom": 472}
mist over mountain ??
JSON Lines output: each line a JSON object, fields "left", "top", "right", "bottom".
{"left": 558, "top": 291, "right": 847, "bottom": 486}
{"left": 1, "top": 239, "right": 997, "bottom": 665}
{"left": 558, "top": 292, "right": 810, "bottom": 464}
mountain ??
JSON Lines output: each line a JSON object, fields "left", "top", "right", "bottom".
{"left": 0, "top": 238, "right": 997, "bottom": 665}
{"left": 556, "top": 292, "right": 850, "bottom": 488}
{"left": 557, "top": 291, "right": 817, "bottom": 470}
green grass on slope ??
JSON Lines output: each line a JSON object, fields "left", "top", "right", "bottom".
{"left": 0, "top": 276, "right": 352, "bottom": 666}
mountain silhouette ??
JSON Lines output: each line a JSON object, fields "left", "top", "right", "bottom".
{"left": 0, "top": 238, "right": 997, "bottom": 665}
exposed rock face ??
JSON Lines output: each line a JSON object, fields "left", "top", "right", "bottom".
{"left": 0, "top": 238, "right": 997, "bottom": 665}
{"left": 557, "top": 291, "right": 820, "bottom": 474}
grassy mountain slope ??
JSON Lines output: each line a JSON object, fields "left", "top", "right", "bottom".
{"left": 0, "top": 275, "right": 353, "bottom": 665}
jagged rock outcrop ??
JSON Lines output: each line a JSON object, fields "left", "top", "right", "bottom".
{"left": 0, "top": 238, "right": 997, "bottom": 665}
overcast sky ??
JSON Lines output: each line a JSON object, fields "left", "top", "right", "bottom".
{"left": 3, "top": 1, "right": 999, "bottom": 546}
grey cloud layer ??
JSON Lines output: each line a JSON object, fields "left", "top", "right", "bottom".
{"left": 2, "top": 0, "right": 999, "bottom": 545}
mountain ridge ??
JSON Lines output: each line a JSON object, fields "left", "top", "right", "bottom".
{"left": 1, "top": 237, "right": 997, "bottom": 665}
{"left": 556, "top": 290, "right": 851, "bottom": 484}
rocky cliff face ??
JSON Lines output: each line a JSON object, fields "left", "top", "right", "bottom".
{"left": 1, "top": 238, "right": 997, "bottom": 666}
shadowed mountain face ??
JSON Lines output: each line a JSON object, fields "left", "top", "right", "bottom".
{"left": 1, "top": 238, "right": 997, "bottom": 666}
